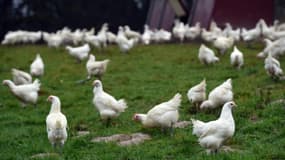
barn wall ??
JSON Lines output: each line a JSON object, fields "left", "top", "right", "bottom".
{"left": 212, "top": 0, "right": 274, "bottom": 28}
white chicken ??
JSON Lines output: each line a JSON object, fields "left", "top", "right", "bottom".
{"left": 172, "top": 19, "right": 186, "bottom": 42}
{"left": 241, "top": 25, "right": 262, "bottom": 43}
{"left": 141, "top": 24, "right": 153, "bottom": 45}
{"left": 264, "top": 53, "right": 283, "bottom": 79}
{"left": 65, "top": 43, "right": 90, "bottom": 62}
{"left": 184, "top": 22, "right": 201, "bottom": 40}
{"left": 187, "top": 79, "right": 206, "bottom": 110}
{"left": 201, "top": 29, "right": 216, "bottom": 42}
{"left": 43, "top": 32, "right": 63, "bottom": 48}
{"left": 191, "top": 101, "right": 237, "bottom": 154}
{"left": 2, "top": 79, "right": 40, "bottom": 107}
{"left": 230, "top": 46, "right": 244, "bottom": 69}
{"left": 198, "top": 44, "right": 219, "bottom": 65}
{"left": 133, "top": 93, "right": 182, "bottom": 135}
{"left": 86, "top": 54, "right": 110, "bottom": 80}
{"left": 209, "top": 21, "right": 222, "bottom": 36}
{"left": 223, "top": 23, "right": 241, "bottom": 42}
{"left": 259, "top": 19, "right": 275, "bottom": 40}
{"left": 124, "top": 26, "right": 141, "bottom": 39}
{"left": 92, "top": 80, "right": 128, "bottom": 126}
{"left": 30, "top": 54, "right": 44, "bottom": 77}
{"left": 213, "top": 36, "right": 234, "bottom": 55}
{"left": 106, "top": 31, "right": 117, "bottom": 44}
{"left": 257, "top": 38, "right": 285, "bottom": 58}
{"left": 94, "top": 23, "right": 108, "bottom": 50}
{"left": 46, "top": 95, "right": 68, "bottom": 152}
{"left": 116, "top": 27, "right": 137, "bottom": 53}
{"left": 200, "top": 79, "right": 233, "bottom": 109}
{"left": 11, "top": 68, "right": 32, "bottom": 85}
{"left": 152, "top": 29, "right": 172, "bottom": 43}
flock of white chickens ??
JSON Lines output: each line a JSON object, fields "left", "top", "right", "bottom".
{"left": 2, "top": 18, "right": 285, "bottom": 155}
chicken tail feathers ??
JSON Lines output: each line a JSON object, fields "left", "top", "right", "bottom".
{"left": 191, "top": 118, "right": 205, "bottom": 137}
{"left": 65, "top": 46, "right": 71, "bottom": 51}
{"left": 33, "top": 79, "right": 41, "bottom": 90}
{"left": 102, "top": 59, "right": 110, "bottom": 70}
{"left": 168, "top": 93, "right": 182, "bottom": 109}
{"left": 117, "top": 99, "right": 128, "bottom": 112}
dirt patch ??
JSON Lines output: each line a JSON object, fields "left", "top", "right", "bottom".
{"left": 269, "top": 99, "right": 285, "bottom": 105}
{"left": 249, "top": 113, "right": 259, "bottom": 123}
{"left": 30, "top": 153, "right": 59, "bottom": 159}
{"left": 74, "top": 131, "right": 90, "bottom": 138}
{"left": 91, "top": 132, "right": 151, "bottom": 146}
{"left": 220, "top": 145, "right": 241, "bottom": 153}
{"left": 174, "top": 121, "right": 191, "bottom": 128}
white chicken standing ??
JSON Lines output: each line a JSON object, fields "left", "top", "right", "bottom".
{"left": 65, "top": 43, "right": 90, "bottom": 62}
{"left": 30, "top": 54, "right": 44, "bottom": 77}
{"left": 46, "top": 95, "right": 68, "bottom": 152}
{"left": 124, "top": 26, "right": 141, "bottom": 39}
{"left": 223, "top": 23, "right": 241, "bottom": 42}
{"left": 200, "top": 79, "right": 233, "bottom": 109}
{"left": 184, "top": 22, "right": 201, "bottom": 40}
{"left": 2, "top": 79, "right": 40, "bottom": 107}
{"left": 241, "top": 24, "right": 262, "bottom": 43}
{"left": 257, "top": 38, "right": 285, "bottom": 58}
{"left": 230, "top": 46, "right": 244, "bottom": 69}
{"left": 106, "top": 31, "right": 117, "bottom": 44}
{"left": 187, "top": 79, "right": 206, "bottom": 110}
{"left": 116, "top": 27, "right": 137, "bottom": 53}
{"left": 198, "top": 44, "right": 219, "bottom": 65}
{"left": 133, "top": 93, "right": 182, "bottom": 135}
{"left": 86, "top": 54, "right": 110, "bottom": 80}
{"left": 264, "top": 53, "right": 283, "bottom": 79}
{"left": 92, "top": 80, "right": 128, "bottom": 126}
{"left": 209, "top": 21, "right": 222, "bottom": 36}
{"left": 201, "top": 29, "right": 216, "bottom": 42}
{"left": 141, "top": 24, "right": 153, "bottom": 45}
{"left": 191, "top": 101, "right": 237, "bottom": 154}
{"left": 11, "top": 68, "right": 32, "bottom": 85}
{"left": 172, "top": 20, "right": 186, "bottom": 42}
{"left": 213, "top": 36, "right": 234, "bottom": 55}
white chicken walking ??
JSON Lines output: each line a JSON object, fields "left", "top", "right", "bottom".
{"left": 230, "top": 46, "right": 244, "bottom": 69}
{"left": 172, "top": 20, "right": 186, "bottom": 42}
{"left": 200, "top": 79, "right": 233, "bottom": 109}
{"left": 187, "top": 79, "right": 206, "bottom": 111}
{"left": 92, "top": 80, "right": 128, "bottom": 126}
{"left": 264, "top": 53, "right": 284, "bottom": 80}
{"left": 66, "top": 43, "right": 90, "bottom": 63}
{"left": 11, "top": 68, "right": 32, "bottom": 85}
{"left": 2, "top": 79, "right": 40, "bottom": 107}
{"left": 46, "top": 95, "right": 68, "bottom": 152}
{"left": 30, "top": 54, "right": 44, "bottom": 77}
{"left": 213, "top": 36, "right": 234, "bottom": 55}
{"left": 133, "top": 93, "right": 182, "bottom": 136}
{"left": 86, "top": 54, "right": 110, "bottom": 80}
{"left": 116, "top": 27, "right": 137, "bottom": 53}
{"left": 191, "top": 101, "right": 237, "bottom": 154}
{"left": 198, "top": 44, "right": 219, "bottom": 65}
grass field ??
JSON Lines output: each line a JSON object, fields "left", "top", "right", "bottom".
{"left": 0, "top": 43, "right": 285, "bottom": 160}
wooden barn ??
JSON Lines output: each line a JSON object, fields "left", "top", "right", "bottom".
{"left": 146, "top": 0, "right": 278, "bottom": 30}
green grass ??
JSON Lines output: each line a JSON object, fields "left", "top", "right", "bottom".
{"left": 0, "top": 43, "right": 285, "bottom": 160}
